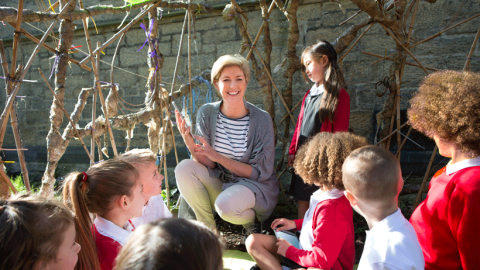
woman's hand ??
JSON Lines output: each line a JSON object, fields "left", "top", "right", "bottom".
{"left": 288, "top": 155, "right": 295, "bottom": 167}
{"left": 276, "top": 238, "right": 292, "bottom": 257}
{"left": 271, "top": 218, "right": 296, "bottom": 231}
{"left": 193, "top": 135, "right": 221, "bottom": 162}
{"left": 175, "top": 110, "right": 195, "bottom": 149}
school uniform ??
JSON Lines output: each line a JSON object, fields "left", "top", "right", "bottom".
{"left": 124, "top": 194, "right": 172, "bottom": 231}
{"left": 92, "top": 216, "right": 131, "bottom": 270}
{"left": 358, "top": 209, "right": 424, "bottom": 270}
{"left": 410, "top": 156, "right": 480, "bottom": 270}
{"left": 289, "top": 84, "right": 350, "bottom": 200}
{"left": 285, "top": 189, "right": 355, "bottom": 269}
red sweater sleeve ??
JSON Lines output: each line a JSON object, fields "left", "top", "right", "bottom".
{"left": 285, "top": 201, "right": 349, "bottom": 269}
{"left": 448, "top": 170, "right": 480, "bottom": 269}
{"left": 294, "top": 219, "right": 303, "bottom": 231}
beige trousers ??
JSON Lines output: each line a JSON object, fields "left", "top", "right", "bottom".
{"left": 175, "top": 159, "right": 256, "bottom": 229}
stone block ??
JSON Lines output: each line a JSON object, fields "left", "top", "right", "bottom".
{"left": 160, "top": 21, "right": 183, "bottom": 35}
{"left": 119, "top": 46, "right": 147, "bottom": 66}
{"left": 216, "top": 41, "right": 243, "bottom": 57}
{"left": 159, "top": 42, "right": 172, "bottom": 56}
{"left": 194, "top": 16, "right": 223, "bottom": 31}
{"left": 202, "top": 27, "right": 238, "bottom": 44}
{"left": 349, "top": 111, "right": 373, "bottom": 138}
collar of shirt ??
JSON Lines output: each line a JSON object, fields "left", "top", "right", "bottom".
{"left": 94, "top": 215, "right": 131, "bottom": 246}
{"left": 368, "top": 208, "right": 405, "bottom": 233}
{"left": 309, "top": 83, "right": 325, "bottom": 96}
{"left": 446, "top": 155, "right": 480, "bottom": 176}
{"left": 310, "top": 188, "right": 344, "bottom": 205}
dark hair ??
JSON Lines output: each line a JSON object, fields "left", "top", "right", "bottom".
{"left": 301, "top": 40, "right": 346, "bottom": 123}
{"left": 0, "top": 194, "right": 74, "bottom": 270}
{"left": 407, "top": 70, "right": 480, "bottom": 157}
{"left": 115, "top": 218, "right": 224, "bottom": 270}
{"left": 293, "top": 132, "right": 369, "bottom": 190}
{"left": 62, "top": 159, "right": 140, "bottom": 270}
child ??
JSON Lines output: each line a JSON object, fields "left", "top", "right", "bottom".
{"left": 407, "top": 70, "right": 480, "bottom": 269}
{"left": 118, "top": 148, "right": 172, "bottom": 231}
{"left": 342, "top": 146, "right": 424, "bottom": 270}
{"left": 115, "top": 218, "right": 224, "bottom": 270}
{"left": 289, "top": 40, "right": 350, "bottom": 219}
{"left": 0, "top": 194, "right": 80, "bottom": 270}
{"left": 63, "top": 159, "right": 145, "bottom": 270}
{"left": 247, "top": 132, "right": 366, "bottom": 270}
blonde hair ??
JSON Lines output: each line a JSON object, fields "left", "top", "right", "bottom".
{"left": 211, "top": 54, "right": 251, "bottom": 85}
{"left": 293, "top": 132, "right": 368, "bottom": 191}
{"left": 0, "top": 194, "right": 74, "bottom": 270}
{"left": 342, "top": 146, "right": 401, "bottom": 203}
{"left": 118, "top": 148, "right": 156, "bottom": 168}
{"left": 62, "top": 159, "right": 140, "bottom": 270}
{"left": 116, "top": 218, "right": 224, "bottom": 270}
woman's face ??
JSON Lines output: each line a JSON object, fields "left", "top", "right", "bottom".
{"left": 215, "top": 66, "right": 247, "bottom": 104}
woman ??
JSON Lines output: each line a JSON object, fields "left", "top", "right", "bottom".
{"left": 407, "top": 70, "right": 480, "bottom": 269}
{"left": 175, "top": 54, "right": 278, "bottom": 232}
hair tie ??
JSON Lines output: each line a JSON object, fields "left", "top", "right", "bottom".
{"left": 82, "top": 172, "right": 88, "bottom": 182}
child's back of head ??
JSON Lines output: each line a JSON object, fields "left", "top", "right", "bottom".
{"left": 342, "top": 145, "right": 402, "bottom": 210}
{"left": 0, "top": 194, "right": 78, "bottom": 270}
{"left": 115, "top": 218, "right": 224, "bottom": 270}
{"left": 293, "top": 132, "right": 369, "bottom": 191}
{"left": 62, "top": 159, "right": 142, "bottom": 270}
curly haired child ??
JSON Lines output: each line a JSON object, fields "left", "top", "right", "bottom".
{"left": 288, "top": 40, "right": 350, "bottom": 219}
{"left": 408, "top": 70, "right": 480, "bottom": 270}
{"left": 247, "top": 132, "right": 367, "bottom": 270}
{"left": 118, "top": 149, "right": 172, "bottom": 231}
{"left": 115, "top": 218, "right": 224, "bottom": 270}
{"left": 0, "top": 194, "right": 80, "bottom": 270}
{"left": 63, "top": 159, "right": 145, "bottom": 270}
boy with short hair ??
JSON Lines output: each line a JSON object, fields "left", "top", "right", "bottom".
{"left": 342, "top": 146, "right": 424, "bottom": 270}
{"left": 118, "top": 149, "right": 172, "bottom": 231}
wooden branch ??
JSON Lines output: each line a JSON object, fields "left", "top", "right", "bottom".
{"left": 0, "top": 1, "right": 213, "bottom": 23}
{"left": 7, "top": 22, "right": 91, "bottom": 72}
{"left": 375, "top": 121, "right": 408, "bottom": 146}
{"left": 339, "top": 10, "right": 362, "bottom": 26}
{"left": 245, "top": 0, "right": 276, "bottom": 60}
{"left": 380, "top": 24, "right": 429, "bottom": 74}
{"left": 0, "top": 166, "right": 17, "bottom": 194}
{"left": 410, "top": 12, "right": 480, "bottom": 49}
{"left": 362, "top": 52, "right": 439, "bottom": 71}
{"left": 79, "top": 3, "right": 162, "bottom": 66}
{"left": 339, "top": 23, "right": 374, "bottom": 62}
{"left": 464, "top": 26, "right": 480, "bottom": 71}
{"left": 0, "top": 6, "right": 66, "bottom": 147}
{"left": 169, "top": 10, "right": 189, "bottom": 99}
{"left": 230, "top": 0, "right": 248, "bottom": 21}
{"left": 38, "top": 68, "right": 94, "bottom": 163}
{"left": 333, "top": 17, "right": 373, "bottom": 54}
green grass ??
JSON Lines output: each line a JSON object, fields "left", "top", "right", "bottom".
{"left": 11, "top": 175, "right": 27, "bottom": 193}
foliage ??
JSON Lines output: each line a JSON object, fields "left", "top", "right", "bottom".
{"left": 161, "top": 186, "right": 179, "bottom": 211}
{"left": 11, "top": 175, "right": 27, "bottom": 193}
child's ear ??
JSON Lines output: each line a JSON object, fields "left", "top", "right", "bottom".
{"left": 118, "top": 195, "right": 130, "bottom": 211}
{"left": 321, "top": 54, "right": 329, "bottom": 67}
{"left": 344, "top": 190, "right": 357, "bottom": 206}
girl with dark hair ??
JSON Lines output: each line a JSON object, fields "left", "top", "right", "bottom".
{"left": 115, "top": 218, "right": 224, "bottom": 270}
{"left": 288, "top": 40, "right": 350, "bottom": 218}
{"left": 0, "top": 194, "right": 80, "bottom": 270}
{"left": 62, "top": 159, "right": 145, "bottom": 270}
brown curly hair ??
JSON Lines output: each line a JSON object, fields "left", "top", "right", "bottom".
{"left": 293, "top": 132, "right": 369, "bottom": 191}
{"left": 408, "top": 70, "right": 480, "bottom": 157}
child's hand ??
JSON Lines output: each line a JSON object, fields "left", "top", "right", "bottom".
{"left": 271, "top": 218, "right": 296, "bottom": 231}
{"left": 276, "top": 238, "right": 292, "bottom": 257}
{"left": 288, "top": 155, "right": 295, "bottom": 167}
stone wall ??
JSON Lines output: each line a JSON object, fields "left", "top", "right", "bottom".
{"left": 0, "top": 0, "right": 479, "bottom": 185}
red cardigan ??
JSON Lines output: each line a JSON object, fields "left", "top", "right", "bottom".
{"left": 288, "top": 88, "right": 350, "bottom": 156}
{"left": 92, "top": 225, "right": 122, "bottom": 270}
{"left": 410, "top": 166, "right": 480, "bottom": 270}
{"left": 285, "top": 196, "right": 355, "bottom": 269}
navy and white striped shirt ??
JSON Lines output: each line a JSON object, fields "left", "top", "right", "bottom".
{"left": 214, "top": 111, "right": 250, "bottom": 181}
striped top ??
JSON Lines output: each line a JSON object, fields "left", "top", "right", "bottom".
{"left": 214, "top": 111, "right": 250, "bottom": 181}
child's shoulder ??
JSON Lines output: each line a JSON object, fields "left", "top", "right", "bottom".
{"left": 313, "top": 196, "right": 352, "bottom": 223}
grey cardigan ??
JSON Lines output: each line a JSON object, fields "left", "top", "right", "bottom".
{"left": 195, "top": 100, "right": 279, "bottom": 222}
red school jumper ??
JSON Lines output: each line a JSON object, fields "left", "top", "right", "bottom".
{"left": 285, "top": 195, "right": 355, "bottom": 269}
{"left": 410, "top": 157, "right": 480, "bottom": 270}
{"left": 288, "top": 88, "right": 350, "bottom": 156}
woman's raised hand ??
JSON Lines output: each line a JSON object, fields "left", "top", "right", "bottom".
{"left": 271, "top": 218, "right": 296, "bottom": 232}
{"left": 175, "top": 110, "right": 195, "bottom": 148}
